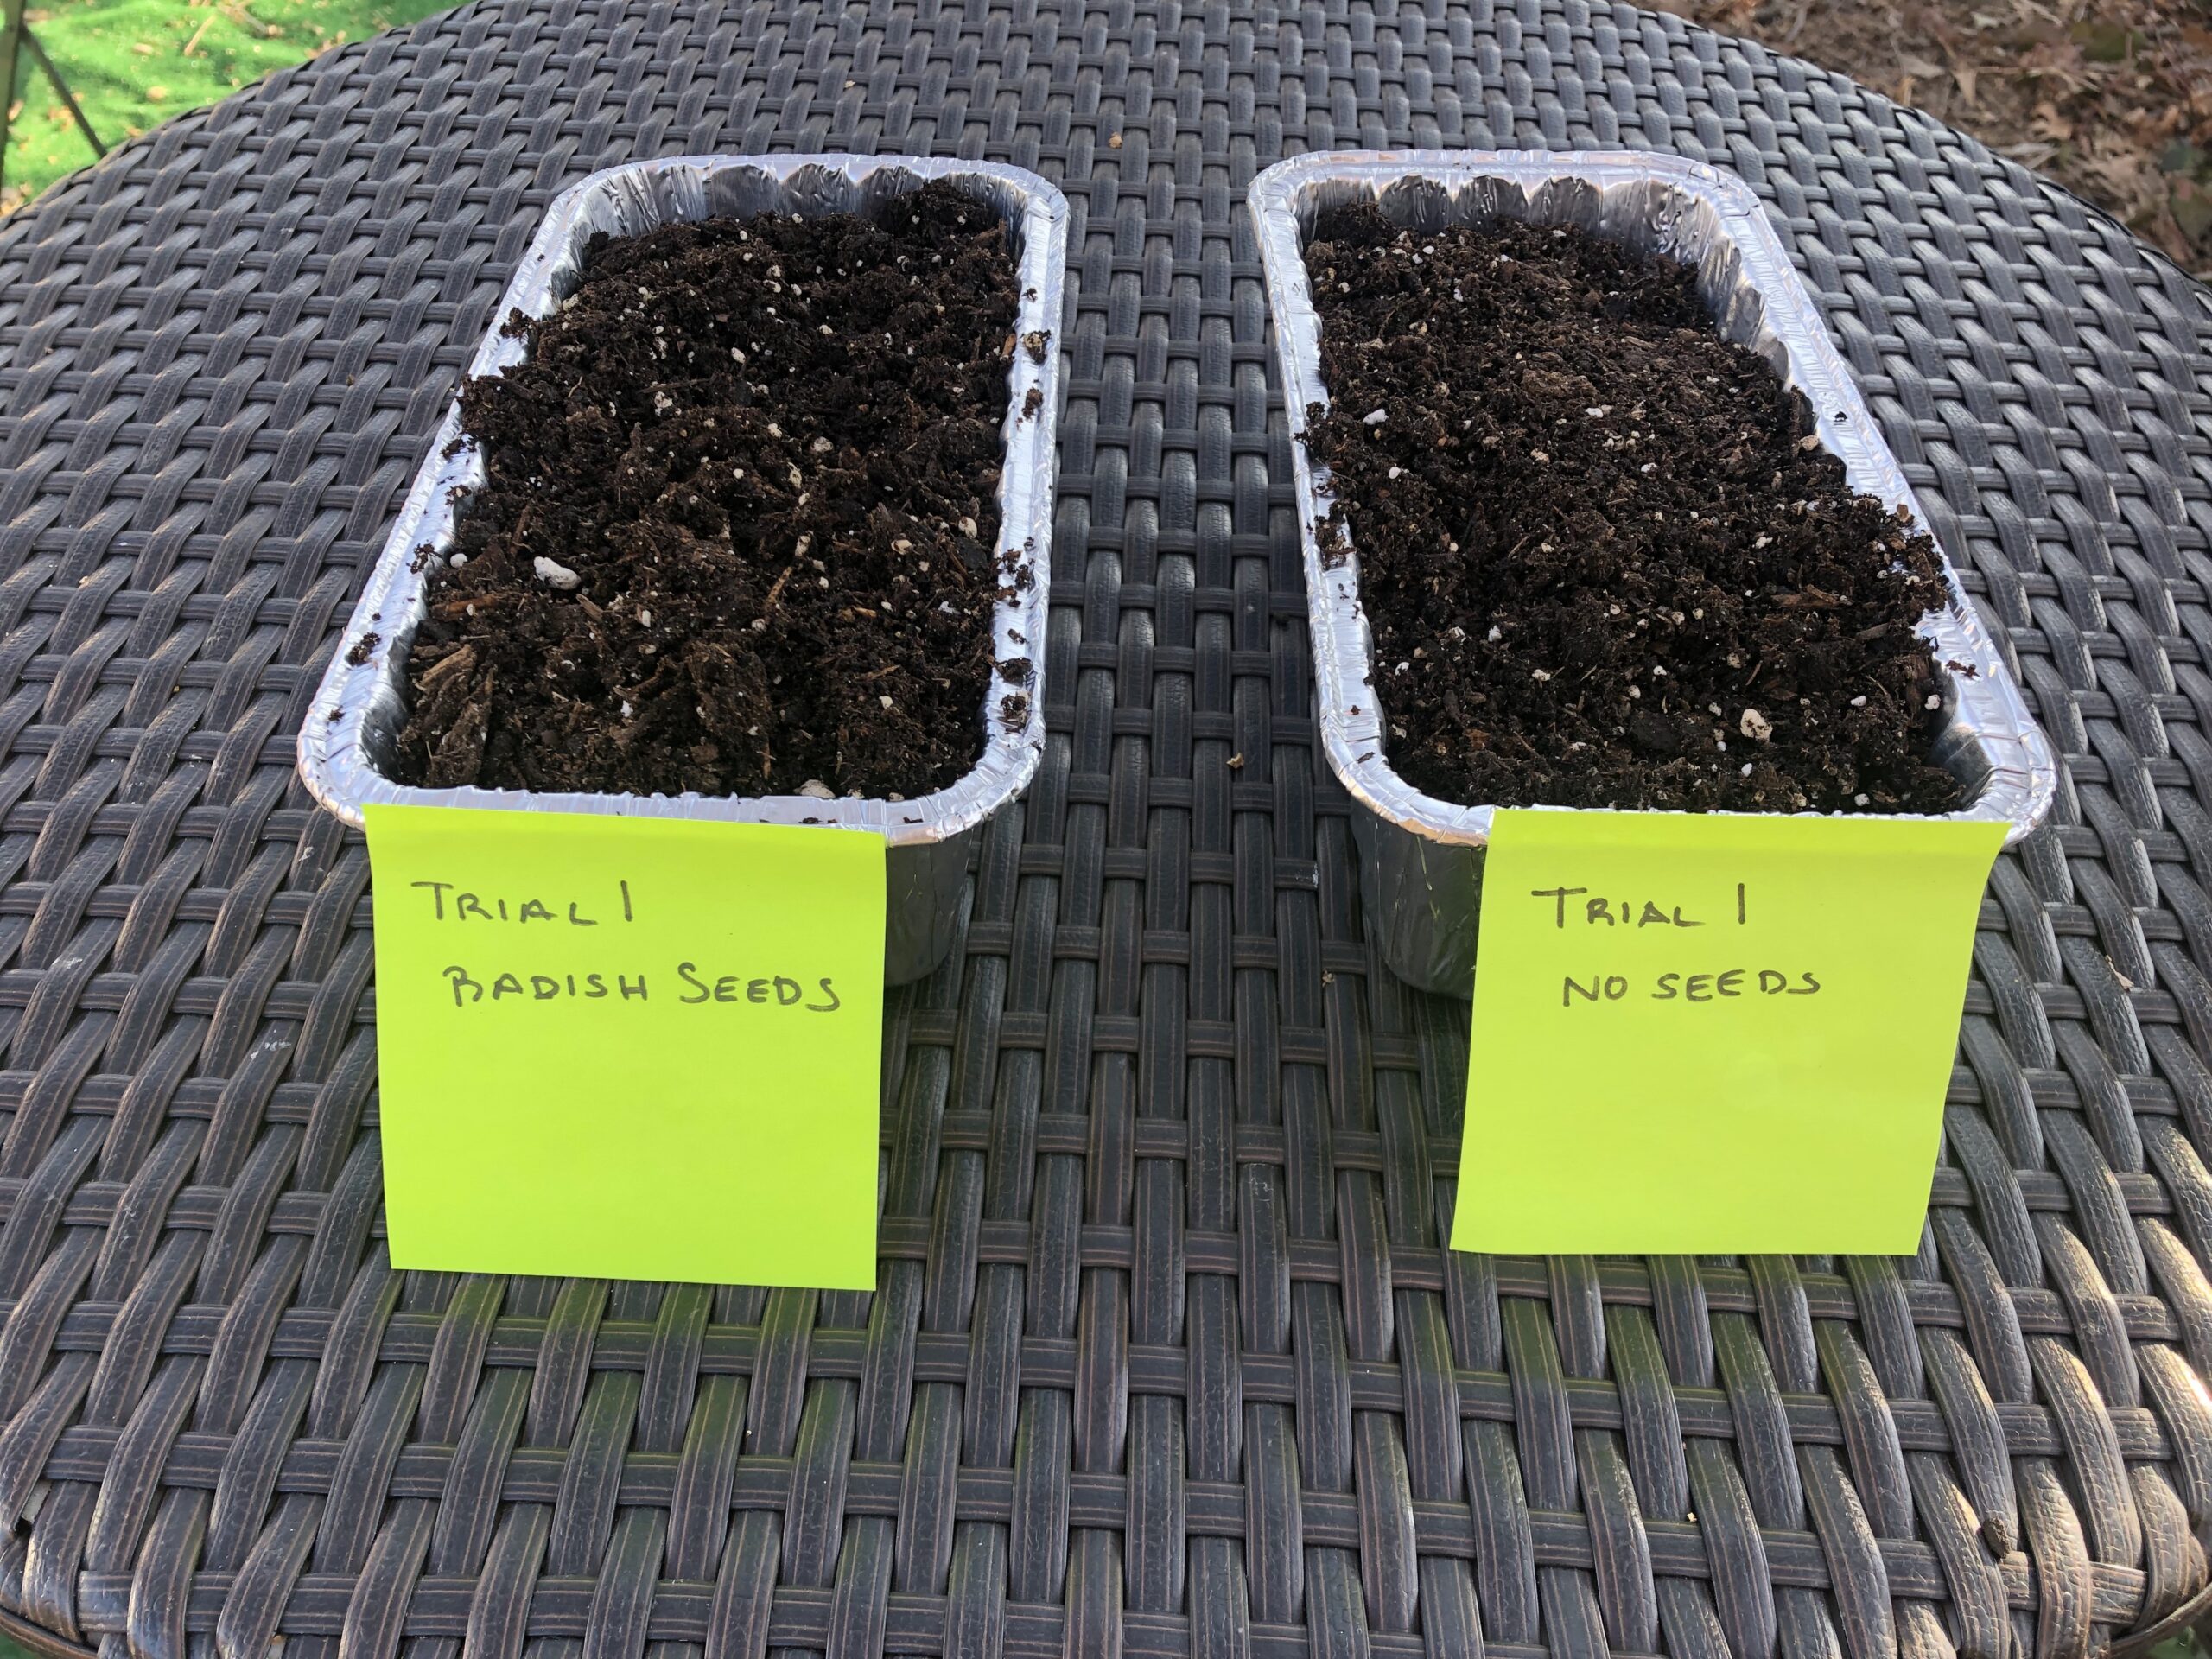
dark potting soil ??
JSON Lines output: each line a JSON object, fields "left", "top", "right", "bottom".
{"left": 390, "top": 182, "right": 1025, "bottom": 800}
{"left": 1304, "top": 208, "right": 1964, "bottom": 815}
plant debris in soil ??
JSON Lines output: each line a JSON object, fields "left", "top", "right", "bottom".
{"left": 1305, "top": 208, "right": 1965, "bottom": 816}
{"left": 390, "top": 181, "right": 1026, "bottom": 801}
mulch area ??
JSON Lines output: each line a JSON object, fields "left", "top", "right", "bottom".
{"left": 1652, "top": 0, "right": 2212, "bottom": 281}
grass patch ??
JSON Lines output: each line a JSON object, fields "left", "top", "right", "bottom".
{"left": 4, "top": 0, "right": 456, "bottom": 207}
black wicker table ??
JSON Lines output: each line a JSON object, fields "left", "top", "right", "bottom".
{"left": 0, "top": 3, "right": 2208, "bottom": 1657}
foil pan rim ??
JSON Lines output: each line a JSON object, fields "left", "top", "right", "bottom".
{"left": 298, "top": 153, "right": 1069, "bottom": 846}
{"left": 1249, "top": 148, "right": 2057, "bottom": 850}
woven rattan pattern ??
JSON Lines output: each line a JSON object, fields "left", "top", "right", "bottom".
{"left": 0, "top": 1, "right": 2206, "bottom": 1656}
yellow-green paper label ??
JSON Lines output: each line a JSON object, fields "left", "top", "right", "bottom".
{"left": 365, "top": 804, "right": 885, "bottom": 1288}
{"left": 1452, "top": 809, "right": 2005, "bottom": 1255}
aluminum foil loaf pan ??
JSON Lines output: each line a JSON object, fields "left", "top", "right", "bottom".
{"left": 1249, "top": 150, "right": 2056, "bottom": 996}
{"left": 299, "top": 155, "right": 1070, "bottom": 985}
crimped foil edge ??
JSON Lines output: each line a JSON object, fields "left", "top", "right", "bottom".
{"left": 1249, "top": 149, "right": 2056, "bottom": 850}
{"left": 299, "top": 153, "right": 1070, "bottom": 847}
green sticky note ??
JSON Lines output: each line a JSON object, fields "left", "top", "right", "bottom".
{"left": 365, "top": 804, "right": 885, "bottom": 1288}
{"left": 1452, "top": 808, "right": 2005, "bottom": 1255}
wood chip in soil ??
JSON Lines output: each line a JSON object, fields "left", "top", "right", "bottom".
{"left": 391, "top": 181, "right": 1026, "bottom": 802}
{"left": 1304, "top": 207, "right": 1965, "bottom": 817}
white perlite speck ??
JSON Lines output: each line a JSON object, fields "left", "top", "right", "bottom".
{"left": 798, "top": 779, "right": 836, "bottom": 800}
{"left": 533, "top": 556, "right": 581, "bottom": 591}
{"left": 1363, "top": 408, "right": 1388, "bottom": 425}
{"left": 1738, "top": 708, "right": 1773, "bottom": 741}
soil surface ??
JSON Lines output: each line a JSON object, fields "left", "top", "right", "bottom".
{"left": 1305, "top": 208, "right": 1965, "bottom": 815}
{"left": 390, "top": 181, "right": 1024, "bottom": 800}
